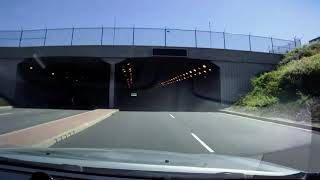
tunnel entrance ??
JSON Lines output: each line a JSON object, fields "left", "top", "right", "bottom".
{"left": 15, "top": 57, "right": 109, "bottom": 109}
{"left": 115, "top": 57, "right": 221, "bottom": 111}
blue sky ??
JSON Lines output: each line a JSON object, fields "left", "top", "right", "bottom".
{"left": 0, "top": 0, "right": 319, "bottom": 43}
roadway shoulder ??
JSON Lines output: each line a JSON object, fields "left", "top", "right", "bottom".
{"left": 219, "top": 110, "right": 320, "bottom": 133}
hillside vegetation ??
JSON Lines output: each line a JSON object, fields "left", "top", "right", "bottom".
{"left": 0, "top": 98, "right": 9, "bottom": 107}
{"left": 236, "top": 42, "right": 320, "bottom": 121}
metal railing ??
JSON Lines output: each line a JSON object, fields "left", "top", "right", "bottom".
{"left": 0, "top": 27, "right": 301, "bottom": 54}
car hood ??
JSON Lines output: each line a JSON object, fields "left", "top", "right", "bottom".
{"left": 0, "top": 148, "right": 300, "bottom": 177}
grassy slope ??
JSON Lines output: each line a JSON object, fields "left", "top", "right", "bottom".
{"left": 237, "top": 43, "right": 320, "bottom": 110}
{"left": 0, "top": 98, "right": 9, "bottom": 106}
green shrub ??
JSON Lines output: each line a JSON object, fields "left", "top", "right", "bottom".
{"left": 0, "top": 98, "right": 9, "bottom": 106}
{"left": 238, "top": 53, "right": 320, "bottom": 107}
{"left": 279, "top": 42, "right": 320, "bottom": 65}
{"left": 238, "top": 92, "right": 278, "bottom": 107}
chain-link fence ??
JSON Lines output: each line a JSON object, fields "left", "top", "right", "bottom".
{"left": 0, "top": 27, "right": 301, "bottom": 54}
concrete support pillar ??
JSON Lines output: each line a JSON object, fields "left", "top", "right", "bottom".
{"left": 109, "top": 63, "right": 115, "bottom": 109}
{"left": 102, "top": 58, "right": 125, "bottom": 109}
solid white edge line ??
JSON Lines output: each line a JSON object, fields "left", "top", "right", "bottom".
{"left": 222, "top": 112, "right": 312, "bottom": 133}
{"left": 191, "top": 133, "right": 215, "bottom": 153}
{"left": 169, "top": 113, "right": 175, "bottom": 119}
{"left": 0, "top": 112, "right": 12, "bottom": 116}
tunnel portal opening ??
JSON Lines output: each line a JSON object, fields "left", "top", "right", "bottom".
{"left": 16, "top": 57, "right": 110, "bottom": 109}
{"left": 115, "top": 57, "right": 221, "bottom": 111}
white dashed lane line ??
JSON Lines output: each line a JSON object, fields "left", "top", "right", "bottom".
{"left": 191, "top": 133, "right": 215, "bottom": 153}
{"left": 169, "top": 113, "right": 175, "bottom": 119}
{"left": 169, "top": 113, "right": 215, "bottom": 153}
{"left": 0, "top": 113, "right": 12, "bottom": 116}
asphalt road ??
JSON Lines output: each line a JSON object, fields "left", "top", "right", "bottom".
{"left": 52, "top": 111, "right": 320, "bottom": 172}
{"left": 0, "top": 108, "right": 86, "bottom": 134}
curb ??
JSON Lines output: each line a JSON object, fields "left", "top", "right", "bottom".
{"left": 219, "top": 110, "right": 320, "bottom": 133}
{"left": 33, "top": 109, "right": 119, "bottom": 148}
{"left": 0, "top": 106, "right": 12, "bottom": 110}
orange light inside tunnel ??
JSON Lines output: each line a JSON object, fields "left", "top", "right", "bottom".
{"left": 158, "top": 64, "right": 214, "bottom": 88}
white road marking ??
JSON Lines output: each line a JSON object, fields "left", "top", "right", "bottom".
{"left": 169, "top": 113, "right": 175, "bottom": 119}
{"left": 222, "top": 112, "right": 312, "bottom": 133}
{"left": 0, "top": 113, "right": 12, "bottom": 116}
{"left": 191, "top": 133, "right": 215, "bottom": 153}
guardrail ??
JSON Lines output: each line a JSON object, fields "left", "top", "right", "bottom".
{"left": 0, "top": 27, "right": 301, "bottom": 54}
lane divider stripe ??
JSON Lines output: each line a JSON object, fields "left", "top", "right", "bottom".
{"left": 0, "top": 113, "right": 12, "bottom": 116}
{"left": 169, "top": 114, "right": 175, "bottom": 119}
{"left": 191, "top": 133, "right": 215, "bottom": 153}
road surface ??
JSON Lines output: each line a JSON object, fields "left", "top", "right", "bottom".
{"left": 53, "top": 111, "right": 320, "bottom": 172}
{"left": 0, "top": 108, "right": 86, "bottom": 134}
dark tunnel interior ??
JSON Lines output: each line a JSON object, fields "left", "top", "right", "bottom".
{"left": 115, "top": 57, "right": 221, "bottom": 111}
{"left": 15, "top": 57, "right": 110, "bottom": 109}
{"left": 13, "top": 57, "right": 221, "bottom": 111}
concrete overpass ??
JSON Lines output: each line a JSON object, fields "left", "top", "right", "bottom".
{"left": 0, "top": 27, "right": 299, "bottom": 111}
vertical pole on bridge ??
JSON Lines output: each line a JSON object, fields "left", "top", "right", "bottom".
{"left": 71, "top": 27, "right": 74, "bottom": 46}
{"left": 132, "top": 26, "right": 135, "bottom": 46}
{"left": 44, "top": 28, "right": 48, "bottom": 46}
{"left": 18, "top": 29, "right": 23, "bottom": 47}
{"left": 109, "top": 63, "right": 115, "bottom": 109}
{"left": 164, "top": 27, "right": 167, "bottom": 47}
{"left": 248, "top": 33, "right": 252, "bottom": 52}
{"left": 271, "top": 37, "right": 274, "bottom": 54}
{"left": 209, "top": 21, "right": 212, "bottom": 48}
{"left": 101, "top": 25, "right": 104, "bottom": 45}
{"left": 194, "top": 28, "right": 197, "bottom": 48}
{"left": 223, "top": 31, "right": 226, "bottom": 49}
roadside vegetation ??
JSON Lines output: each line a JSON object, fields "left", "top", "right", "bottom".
{"left": 0, "top": 97, "right": 10, "bottom": 107}
{"left": 236, "top": 42, "right": 320, "bottom": 122}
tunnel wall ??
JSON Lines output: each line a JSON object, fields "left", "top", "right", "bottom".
{"left": 214, "top": 61, "right": 274, "bottom": 103}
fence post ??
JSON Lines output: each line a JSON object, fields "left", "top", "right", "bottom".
{"left": 209, "top": 31, "right": 212, "bottom": 48}
{"left": 101, "top": 26, "right": 104, "bottom": 45}
{"left": 44, "top": 28, "right": 48, "bottom": 46}
{"left": 271, "top": 37, "right": 274, "bottom": 53}
{"left": 248, "top": 33, "right": 252, "bottom": 51}
{"left": 18, "top": 29, "right": 23, "bottom": 47}
{"left": 164, "top": 27, "right": 167, "bottom": 47}
{"left": 112, "top": 26, "right": 116, "bottom": 46}
{"left": 132, "top": 26, "right": 135, "bottom": 46}
{"left": 223, "top": 31, "right": 226, "bottom": 49}
{"left": 195, "top": 29, "right": 198, "bottom": 48}
{"left": 71, "top": 27, "right": 74, "bottom": 46}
